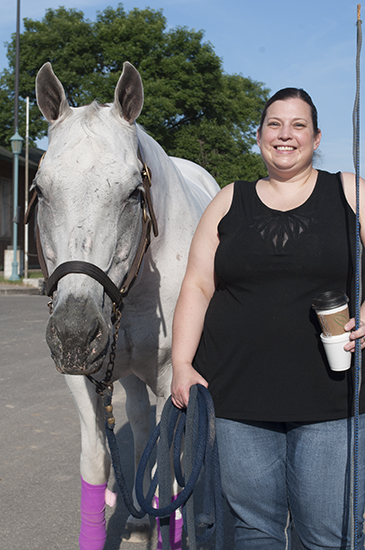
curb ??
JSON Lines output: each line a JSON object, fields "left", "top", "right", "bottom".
{"left": 0, "top": 285, "right": 43, "bottom": 295}
{"left": 0, "top": 278, "right": 45, "bottom": 295}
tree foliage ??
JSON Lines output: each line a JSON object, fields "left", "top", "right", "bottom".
{"left": 0, "top": 4, "right": 269, "bottom": 185}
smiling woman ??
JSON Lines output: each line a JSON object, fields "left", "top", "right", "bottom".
{"left": 256, "top": 89, "right": 322, "bottom": 197}
{"left": 171, "top": 87, "right": 365, "bottom": 549}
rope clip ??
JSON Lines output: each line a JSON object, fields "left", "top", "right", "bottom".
{"left": 88, "top": 380, "right": 115, "bottom": 428}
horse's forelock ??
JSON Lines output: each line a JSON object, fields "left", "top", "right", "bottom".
{"left": 73, "top": 100, "right": 133, "bottom": 138}
{"left": 81, "top": 100, "right": 107, "bottom": 127}
{"left": 48, "top": 99, "right": 139, "bottom": 158}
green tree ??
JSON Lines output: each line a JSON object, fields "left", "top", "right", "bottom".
{"left": 0, "top": 4, "right": 269, "bottom": 185}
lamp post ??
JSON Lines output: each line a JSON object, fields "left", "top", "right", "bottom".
{"left": 9, "top": 130, "right": 23, "bottom": 281}
{"left": 8, "top": 0, "right": 22, "bottom": 281}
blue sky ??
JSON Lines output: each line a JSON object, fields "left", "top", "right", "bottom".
{"left": 0, "top": 0, "right": 363, "bottom": 174}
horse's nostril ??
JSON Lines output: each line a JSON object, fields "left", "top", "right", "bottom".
{"left": 87, "top": 319, "right": 101, "bottom": 345}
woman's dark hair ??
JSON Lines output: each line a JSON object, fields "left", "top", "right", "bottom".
{"left": 258, "top": 88, "right": 319, "bottom": 136}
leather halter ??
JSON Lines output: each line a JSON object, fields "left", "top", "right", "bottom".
{"left": 25, "top": 157, "right": 158, "bottom": 312}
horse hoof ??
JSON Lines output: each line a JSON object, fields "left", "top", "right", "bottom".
{"left": 122, "top": 522, "right": 151, "bottom": 543}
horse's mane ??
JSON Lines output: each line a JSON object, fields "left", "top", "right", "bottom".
{"left": 136, "top": 123, "right": 169, "bottom": 161}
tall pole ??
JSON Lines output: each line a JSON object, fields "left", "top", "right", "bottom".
{"left": 14, "top": 0, "right": 20, "bottom": 131}
{"left": 9, "top": 0, "right": 23, "bottom": 281}
{"left": 24, "top": 96, "right": 29, "bottom": 279}
{"left": 352, "top": 5, "right": 362, "bottom": 548}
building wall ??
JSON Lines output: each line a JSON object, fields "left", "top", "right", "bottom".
{"left": 0, "top": 155, "right": 40, "bottom": 271}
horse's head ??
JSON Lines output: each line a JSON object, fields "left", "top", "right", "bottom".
{"left": 35, "top": 62, "right": 150, "bottom": 375}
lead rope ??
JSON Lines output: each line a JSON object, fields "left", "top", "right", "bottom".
{"left": 99, "top": 383, "right": 223, "bottom": 549}
{"left": 352, "top": 6, "right": 362, "bottom": 549}
{"left": 134, "top": 384, "right": 224, "bottom": 550}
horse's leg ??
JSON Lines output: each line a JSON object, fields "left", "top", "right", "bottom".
{"left": 65, "top": 375, "right": 111, "bottom": 550}
{"left": 120, "top": 373, "right": 152, "bottom": 542}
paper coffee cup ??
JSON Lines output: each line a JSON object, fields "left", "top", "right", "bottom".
{"left": 320, "top": 333, "right": 351, "bottom": 371}
{"left": 312, "top": 291, "right": 350, "bottom": 337}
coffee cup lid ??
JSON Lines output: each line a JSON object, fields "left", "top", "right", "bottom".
{"left": 312, "top": 290, "right": 349, "bottom": 310}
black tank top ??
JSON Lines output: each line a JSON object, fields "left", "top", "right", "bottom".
{"left": 193, "top": 170, "right": 365, "bottom": 422}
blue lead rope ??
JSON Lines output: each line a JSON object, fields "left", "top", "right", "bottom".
{"left": 135, "top": 384, "right": 224, "bottom": 550}
{"left": 352, "top": 7, "right": 362, "bottom": 549}
{"left": 101, "top": 383, "right": 224, "bottom": 550}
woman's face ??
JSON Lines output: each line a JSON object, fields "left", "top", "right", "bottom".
{"left": 257, "top": 97, "right": 321, "bottom": 178}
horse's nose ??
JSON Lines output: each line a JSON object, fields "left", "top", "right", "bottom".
{"left": 46, "top": 296, "right": 110, "bottom": 375}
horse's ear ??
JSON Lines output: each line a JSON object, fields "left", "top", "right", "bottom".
{"left": 114, "top": 62, "right": 144, "bottom": 123}
{"left": 36, "top": 62, "right": 71, "bottom": 122}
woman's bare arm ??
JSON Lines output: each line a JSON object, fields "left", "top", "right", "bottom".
{"left": 171, "top": 183, "right": 234, "bottom": 408}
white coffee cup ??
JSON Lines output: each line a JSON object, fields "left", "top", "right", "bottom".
{"left": 320, "top": 332, "right": 351, "bottom": 371}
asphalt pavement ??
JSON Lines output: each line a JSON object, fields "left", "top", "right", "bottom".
{"left": 0, "top": 293, "right": 156, "bottom": 550}
{"left": 0, "top": 293, "right": 304, "bottom": 550}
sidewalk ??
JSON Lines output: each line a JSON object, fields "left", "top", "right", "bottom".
{"left": 0, "top": 272, "right": 44, "bottom": 295}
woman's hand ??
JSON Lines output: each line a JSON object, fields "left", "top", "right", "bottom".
{"left": 344, "top": 318, "right": 365, "bottom": 351}
{"left": 171, "top": 362, "right": 208, "bottom": 409}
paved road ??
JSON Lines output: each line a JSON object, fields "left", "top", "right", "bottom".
{"left": 0, "top": 294, "right": 303, "bottom": 550}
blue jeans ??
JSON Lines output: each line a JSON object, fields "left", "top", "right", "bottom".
{"left": 215, "top": 416, "right": 365, "bottom": 549}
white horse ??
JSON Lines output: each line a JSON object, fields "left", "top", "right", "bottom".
{"left": 34, "top": 61, "right": 219, "bottom": 549}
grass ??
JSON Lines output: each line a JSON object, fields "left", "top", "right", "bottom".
{"left": 26, "top": 271, "right": 43, "bottom": 279}
{"left": 0, "top": 270, "right": 43, "bottom": 285}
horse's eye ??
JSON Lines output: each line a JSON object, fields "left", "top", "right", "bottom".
{"left": 35, "top": 185, "right": 43, "bottom": 198}
{"left": 31, "top": 182, "right": 43, "bottom": 198}
{"left": 129, "top": 188, "right": 141, "bottom": 200}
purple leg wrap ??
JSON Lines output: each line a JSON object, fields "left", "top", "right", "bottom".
{"left": 79, "top": 476, "right": 107, "bottom": 550}
{"left": 154, "top": 495, "right": 183, "bottom": 550}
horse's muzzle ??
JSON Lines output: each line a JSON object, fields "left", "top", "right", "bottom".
{"left": 46, "top": 295, "right": 110, "bottom": 375}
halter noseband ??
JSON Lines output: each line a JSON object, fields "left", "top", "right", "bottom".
{"left": 25, "top": 157, "right": 158, "bottom": 314}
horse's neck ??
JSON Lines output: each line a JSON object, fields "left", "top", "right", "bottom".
{"left": 135, "top": 126, "right": 202, "bottom": 264}
{"left": 136, "top": 125, "right": 193, "bottom": 211}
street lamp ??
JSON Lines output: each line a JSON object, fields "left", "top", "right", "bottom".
{"left": 9, "top": 0, "right": 22, "bottom": 281}
{"left": 9, "top": 129, "right": 23, "bottom": 281}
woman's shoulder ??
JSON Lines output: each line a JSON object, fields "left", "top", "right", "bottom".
{"left": 339, "top": 172, "right": 365, "bottom": 213}
{"left": 341, "top": 171, "right": 360, "bottom": 185}
{"left": 340, "top": 172, "right": 365, "bottom": 243}
{"left": 205, "top": 182, "right": 235, "bottom": 219}
{"left": 212, "top": 179, "right": 257, "bottom": 217}
{"left": 339, "top": 171, "right": 365, "bottom": 194}
{"left": 190, "top": 183, "right": 235, "bottom": 243}
{"left": 316, "top": 169, "right": 341, "bottom": 182}
{"left": 227, "top": 178, "right": 258, "bottom": 199}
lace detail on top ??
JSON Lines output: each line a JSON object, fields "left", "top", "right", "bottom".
{"left": 252, "top": 211, "right": 316, "bottom": 252}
